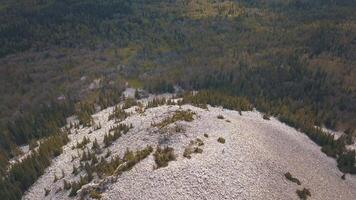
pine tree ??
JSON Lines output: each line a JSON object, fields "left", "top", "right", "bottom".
{"left": 72, "top": 165, "right": 78, "bottom": 175}
{"left": 92, "top": 138, "right": 100, "bottom": 150}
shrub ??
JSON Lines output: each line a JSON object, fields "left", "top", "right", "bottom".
{"left": 120, "top": 146, "right": 153, "bottom": 172}
{"left": 29, "top": 139, "right": 38, "bottom": 150}
{"left": 72, "top": 165, "right": 78, "bottom": 175}
{"left": 344, "top": 128, "right": 355, "bottom": 145}
{"left": 109, "top": 123, "right": 131, "bottom": 135}
{"left": 103, "top": 124, "right": 131, "bottom": 147}
{"left": 55, "top": 187, "right": 62, "bottom": 194}
{"left": 76, "top": 103, "right": 95, "bottom": 127}
{"left": 122, "top": 98, "right": 138, "bottom": 109}
{"left": 90, "top": 190, "right": 102, "bottom": 199}
{"left": 147, "top": 97, "right": 167, "bottom": 108}
{"left": 95, "top": 146, "right": 153, "bottom": 178}
{"left": 194, "top": 147, "right": 203, "bottom": 154}
{"left": 105, "top": 150, "right": 111, "bottom": 158}
{"left": 321, "top": 145, "right": 338, "bottom": 157}
{"left": 63, "top": 179, "right": 71, "bottom": 190}
{"left": 154, "top": 146, "right": 176, "bottom": 168}
{"left": 284, "top": 172, "right": 301, "bottom": 185}
{"left": 91, "top": 138, "right": 100, "bottom": 150}
{"left": 183, "top": 146, "right": 203, "bottom": 159}
{"left": 183, "top": 138, "right": 204, "bottom": 159}
{"left": 217, "top": 115, "right": 224, "bottom": 119}
{"left": 103, "top": 132, "right": 121, "bottom": 147}
{"left": 183, "top": 147, "right": 193, "bottom": 159}
{"left": 61, "top": 169, "right": 65, "bottom": 178}
{"left": 93, "top": 123, "right": 101, "bottom": 131}
{"left": 80, "top": 150, "right": 96, "bottom": 162}
{"left": 53, "top": 173, "right": 58, "bottom": 183}
{"left": 296, "top": 188, "right": 311, "bottom": 200}
{"left": 337, "top": 150, "right": 356, "bottom": 174}
{"left": 204, "top": 133, "right": 209, "bottom": 138}
{"left": 76, "top": 137, "right": 90, "bottom": 149}
{"left": 217, "top": 137, "right": 225, "bottom": 144}
{"left": 175, "top": 124, "right": 186, "bottom": 133}
{"left": 263, "top": 114, "right": 270, "bottom": 120}
{"left": 108, "top": 106, "right": 129, "bottom": 122}
{"left": 196, "top": 138, "right": 204, "bottom": 146}
{"left": 153, "top": 110, "right": 195, "bottom": 128}
{"left": 44, "top": 188, "right": 50, "bottom": 196}
{"left": 182, "top": 90, "right": 253, "bottom": 111}
{"left": 68, "top": 175, "right": 92, "bottom": 197}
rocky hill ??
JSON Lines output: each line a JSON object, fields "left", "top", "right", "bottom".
{"left": 22, "top": 93, "right": 356, "bottom": 200}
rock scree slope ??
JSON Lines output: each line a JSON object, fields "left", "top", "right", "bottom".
{"left": 23, "top": 97, "right": 356, "bottom": 200}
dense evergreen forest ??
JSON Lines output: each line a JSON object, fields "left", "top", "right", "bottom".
{"left": 0, "top": 0, "right": 355, "bottom": 198}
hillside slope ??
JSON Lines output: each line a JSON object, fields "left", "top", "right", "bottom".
{"left": 23, "top": 96, "right": 356, "bottom": 200}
